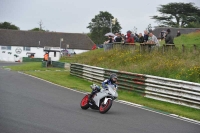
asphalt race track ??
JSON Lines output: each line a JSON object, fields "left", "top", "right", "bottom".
{"left": 0, "top": 62, "right": 199, "bottom": 133}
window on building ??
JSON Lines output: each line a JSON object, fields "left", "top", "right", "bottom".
{"left": 23, "top": 47, "right": 31, "bottom": 51}
{"left": 54, "top": 52, "right": 56, "bottom": 57}
{"left": 1, "top": 46, "right": 11, "bottom": 50}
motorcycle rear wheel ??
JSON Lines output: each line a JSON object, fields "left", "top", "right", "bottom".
{"left": 80, "top": 95, "right": 90, "bottom": 110}
{"left": 99, "top": 99, "right": 112, "bottom": 114}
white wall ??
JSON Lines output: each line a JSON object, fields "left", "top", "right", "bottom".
{"left": 73, "top": 49, "right": 89, "bottom": 54}
{"left": 0, "top": 46, "right": 61, "bottom": 62}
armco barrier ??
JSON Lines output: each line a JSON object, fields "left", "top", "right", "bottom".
{"left": 41, "top": 61, "right": 70, "bottom": 68}
{"left": 52, "top": 61, "right": 65, "bottom": 68}
{"left": 70, "top": 63, "right": 200, "bottom": 109}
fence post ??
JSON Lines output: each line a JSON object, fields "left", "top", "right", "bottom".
{"left": 182, "top": 44, "right": 185, "bottom": 53}
{"left": 194, "top": 44, "right": 197, "bottom": 53}
{"left": 162, "top": 44, "right": 165, "bottom": 54}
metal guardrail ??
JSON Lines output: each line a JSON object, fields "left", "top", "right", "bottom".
{"left": 70, "top": 63, "right": 200, "bottom": 109}
{"left": 52, "top": 61, "right": 65, "bottom": 68}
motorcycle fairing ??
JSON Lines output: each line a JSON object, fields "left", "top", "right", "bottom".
{"left": 93, "top": 91, "right": 111, "bottom": 107}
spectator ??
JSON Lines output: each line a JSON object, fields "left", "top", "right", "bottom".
{"left": 133, "top": 33, "right": 139, "bottom": 42}
{"left": 114, "top": 33, "right": 122, "bottom": 42}
{"left": 121, "top": 33, "right": 126, "bottom": 42}
{"left": 148, "top": 32, "right": 160, "bottom": 46}
{"left": 114, "top": 32, "right": 118, "bottom": 41}
{"left": 43, "top": 52, "right": 49, "bottom": 61}
{"left": 104, "top": 35, "right": 113, "bottom": 44}
{"left": 165, "top": 29, "right": 174, "bottom": 44}
{"left": 30, "top": 54, "right": 34, "bottom": 58}
{"left": 138, "top": 33, "right": 144, "bottom": 43}
{"left": 92, "top": 44, "right": 97, "bottom": 50}
{"left": 160, "top": 30, "right": 166, "bottom": 40}
{"left": 143, "top": 30, "right": 149, "bottom": 42}
{"left": 125, "top": 30, "right": 134, "bottom": 43}
{"left": 177, "top": 30, "right": 181, "bottom": 37}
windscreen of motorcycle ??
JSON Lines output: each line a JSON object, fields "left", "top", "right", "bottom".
{"left": 107, "top": 85, "right": 118, "bottom": 97}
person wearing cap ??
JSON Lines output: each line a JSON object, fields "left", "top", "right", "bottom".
{"left": 165, "top": 29, "right": 174, "bottom": 44}
{"left": 125, "top": 30, "right": 134, "bottom": 43}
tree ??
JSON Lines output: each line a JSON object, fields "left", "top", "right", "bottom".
{"left": 87, "top": 11, "right": 122, "bottom": 44}
{"left": 146, "top": 24, "right": 152, "bottom": 32}
{"left": 185, "top": 22, "right": 200, "bottom": 28}
{"left": 29, "top": 20, "right": 47, "bottom": 31}
{"left": 0, "top": 22, "right": 20, "bottom": 30}
{"left": 38, "top": 20, "right": 45, "bottom": 31}
{"left": 29, "top": 28, "right": 45, "bottom": 31}
{"left": 151, "top": 2, "right": 200, "bottom": 28}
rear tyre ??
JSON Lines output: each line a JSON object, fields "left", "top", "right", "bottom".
{"left": 99, "top": 99, "right": 112, "bottom": 114}
{"left": 80, "top": 95, "right": 89, "bottom": 110}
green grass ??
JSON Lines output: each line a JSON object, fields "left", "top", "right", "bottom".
{"left": 3, "top": 63, "right": 200, "bottom": 121}
{"left": 174, "top": 32, "right": 200, "bottom": 48}
{"left": 5, "top": 62, "right": 65, "bottom": 71}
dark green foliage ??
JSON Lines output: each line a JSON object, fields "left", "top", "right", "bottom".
{"left": 0, "top": 21, "right": 20, "bottom": 30}
{"left": 87, "top": 11, "right": 122, "bottom": 44}
{"left": 151, "top": 2, "right": 200, "bottom": 28}
{"left": 29, "top": 28, "right": 45, "bottom": 31}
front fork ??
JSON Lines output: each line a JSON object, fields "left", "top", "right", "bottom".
{"left": 103, "top": 97, "right": 112, "bottom": 104}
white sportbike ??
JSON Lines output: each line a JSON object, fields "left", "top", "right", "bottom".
{"left": 80, "top": 84, "right": 118, "bottom": 114}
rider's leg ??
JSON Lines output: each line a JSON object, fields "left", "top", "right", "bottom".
{"left": 89, "top": 90, "right": 96, "bottom": 100}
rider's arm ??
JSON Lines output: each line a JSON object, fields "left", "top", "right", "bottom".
{"left": 114, "top": 84, "right": 118, "bottom": 89}
{"left": 102, "top": 79, "right": 109, "bottom": 89}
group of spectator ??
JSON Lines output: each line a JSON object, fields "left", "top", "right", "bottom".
{"left": 104, "top": 31, "right": 135, "bottom": 45}
{"left": 103, "top": 28, "right": 178, "bottom": 48}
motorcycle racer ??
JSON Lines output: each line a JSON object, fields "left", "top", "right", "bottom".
{"left": 89, "top": 73, "right": 118, "bottom": 101}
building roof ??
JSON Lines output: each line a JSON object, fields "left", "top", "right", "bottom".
{"left": 0, "top": 29, "right": 94, "bottom": 50}
{"left": 152, "top": 27, "right": 200, "bottom": 39}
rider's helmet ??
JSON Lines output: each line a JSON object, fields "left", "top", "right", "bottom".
{"left": 110, "top": 73, "right": 118, "bottom": 83}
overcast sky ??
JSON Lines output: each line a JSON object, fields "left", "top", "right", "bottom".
{"left": 0, "top": 0, "right": 200, "bottom": 34}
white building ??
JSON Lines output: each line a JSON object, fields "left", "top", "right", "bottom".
{"left": 0, "top": 29, "right": 94, "bottom": 62}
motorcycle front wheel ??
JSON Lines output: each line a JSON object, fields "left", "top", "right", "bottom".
{"left": 99, "top": 99, "right": 112, "bottom": 114}
{"left": 80, "top": 95, "right": 89, "bottom": 110}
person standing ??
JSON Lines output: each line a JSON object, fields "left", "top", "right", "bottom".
{"left": 148, "top": 32, "right": 160, "bottom": 46}
{"left": 104, "top": 35, "right": 113, "bottom": 44}
{"left": 165, "top": 29, "right": 174, "bottom": 44}
{"left": 125, "top": 30, "right": 134, "bottom": 43}
{"left": 143, "top": 30, "right": 149, "bottom": 42}
{"left": 121, "top": 33, "right": 126, "bottom": 43}
{"left": 43, "top": 52, "right": 49, "bottom": 61}
{"left": 114, "top": 33, "right": 122, "bottom": 42}
{"left": 138, "top": 33, "right": 144, "bottom": 43}
{"left": 177, "top": 30, "right": 181, "bottom": 37}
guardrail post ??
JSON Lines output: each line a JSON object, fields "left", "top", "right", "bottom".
{"left": 182, "top": 44, "right": 185, "bottom": 53}
{"left": 193, "top": 44, "right": 197, "bottom": 53}
{"left": 162, "top": 44, "right": 165, "bottom": 54}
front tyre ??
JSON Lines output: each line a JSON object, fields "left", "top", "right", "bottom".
{"left": 99, "top": 99, "right": 112, "bottom": 114}
{"left": 80, "top": 95, "right": 89, "bottom": 110}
